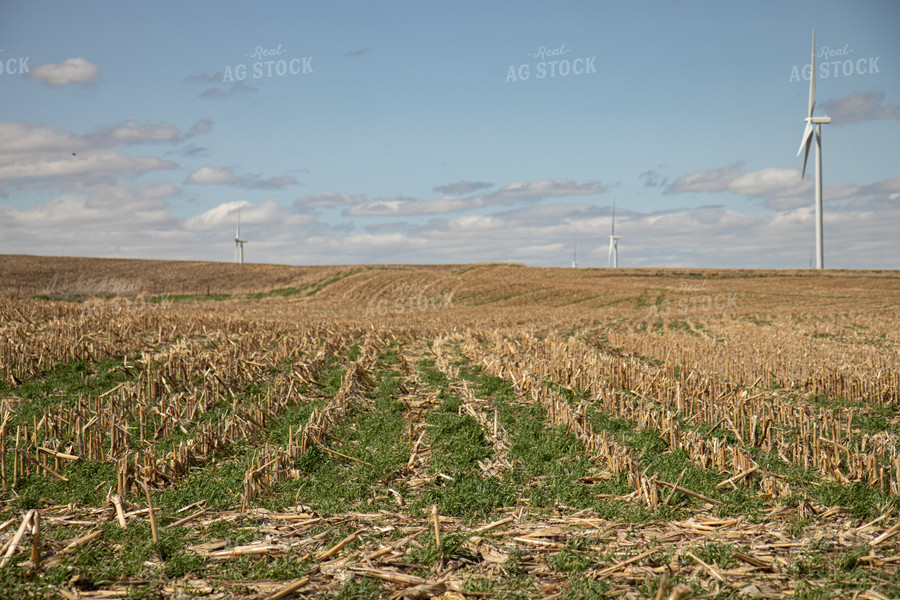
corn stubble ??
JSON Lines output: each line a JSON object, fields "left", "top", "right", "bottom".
{"left": 0, "top": 264, "right": 899, "bottom": 598}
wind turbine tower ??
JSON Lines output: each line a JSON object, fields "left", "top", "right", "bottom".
{"left": 607, "top": 202, "right": 621, "bottom": 268}
{"left": 797, "top": 27, "right": 831, "bottom": 270}
{"left": 234, "top": 208, "right": 248, "bottom": 264}
{"left": 571, "top": 241, "right": 579, "bottom": 268}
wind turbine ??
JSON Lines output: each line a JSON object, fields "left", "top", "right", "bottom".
{"left": 571, "top": 241, "right": 579, "bottom": 268}
{"left": 797, "top": 27, "right": 831, "bottom": 270}
{"left": 234, "top": 208, "right": 248, "bottom": 264}
{"left": 607, "top": 202, "right": 621, "bottom": 268}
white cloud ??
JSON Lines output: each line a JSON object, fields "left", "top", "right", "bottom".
{"left": 729, "top": 168, "right": 810, "bottom": 198}
{"left": 5, "top": 181, "right": 897, "bottom": 268}
{"left": 0, "top": 121, "right": 178, "bottom": 191}
{"left": 0, "top": 122, "right": 81, "bottom": 155}
{"left": 6, "top": 182, "right": 175, "bottom": 229}
{"left": 0, "top": 150, "right": 174, "bottom": 182}
{"left": 183, "top": 199, "right": 310, "bottom": 232}
{"left": 28, "top": 57, "right": 101, "bottom": 87}
{"left": 186, "top": 166, "right": 236, "bottom": 185}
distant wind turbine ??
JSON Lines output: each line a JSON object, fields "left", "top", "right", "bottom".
{"left": 607, "top": 202, "right": 621, "bottom": 268}
{"left": 234, "top": 208, "right": 248, "bottom": 264}
{"left": 571, "top": 241, "right": 579, "bottom": 268}
{"left": 797, "top": 27, "right": 831, "bottom": 270}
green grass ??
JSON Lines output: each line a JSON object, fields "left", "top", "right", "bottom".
{"left": 252, "top": 286, "right": 309, "bottom": 298}
{"left": 447, "top": 366, "right": 633, "bottom": 514}
{"left": 550, "top": 536, "right": 604, "bottom": 572}
{"left": 561, "top": 576, "right": 614, "bottom": 600}
{"left": 416, "top": 396, "right": 515, "bottom": 518}
{"left": 158, "top": 454, "right": 249, "bottom": 511}
{"left": 164, "top": 292, "right": 232, "bottom": 303}
{"left": 334, "top": 577, "right": 383, "bottom": 600}
{"left": 0, "top": 357, "right": 130, "bottom": 429}
{"left": 4, "top": 314, "right": 900, "bottom": 599}
{"left": 305, "top": 268, "right": 365, "bottom": 297}
{"left": 13, "top": 460, "right": 117, "bottom": 510}
{"left": 259, "top": 344, "right": 410, "bottom": 514}
{"left": 406, "top": 531, "right": 476, "bottom": 567}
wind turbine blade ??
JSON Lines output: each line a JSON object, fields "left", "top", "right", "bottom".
{"left": 797, "top": 119, "right": 814, "bottom": 182}
{"left": 808, "top": 27, "right": 816, "bottom": 118}
{"left": 797, "top": 122, "right": 814, "bottom": 157}
{"left": 800, "top": 137, "right": 812, "bottom": 179}
{"left": 611, "top": 201, "right": 616, "bottom": 237}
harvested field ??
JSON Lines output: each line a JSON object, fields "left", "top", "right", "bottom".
{"left": 1, "top": 256, "right": 899, "bottom": 599}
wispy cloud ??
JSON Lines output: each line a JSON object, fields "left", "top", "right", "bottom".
{"left": 343, "top": 178, "right": 607, "bottom": 218}
{"left": 200, "top": 82, "right": 257, "bottom": 100}
{"left": 433, "top": 180, "right": 493, "bottom": 195}
{"left": 495, "top": 179, "right": 605, "bottom": 198}
{"left": 185, "top": 73, "right": 257, "bottom": 100}
{"left": 191, "top": 119, "right": 213, "bottom": 135}
{"left": 185, "top": 165, "right": 298, "bottom": 190}
{"left": 663, "top": 162, "right": 870, "bottom": 211}
{"left": 0, "top": 152, "right": 174, "bottom": 183}
{"left": 638, "top": 168, "right": 668, "bottom": 188}
{"left": 665, "top": 162, "right": 744, "bottom": 194}
{"left": 184, "top": 72, "right": 223, "bottom": 84}
{"left": 821, "top": 92, "right": 900, "bottom": 125}
{"left": 343, "top": 48, "right": 373, "bottom": 58}
{"left": 298, "top": 192, "right": 365, "bottom": 207}
{"left": 89, "top": 121, "right": 181, "bottom": 145}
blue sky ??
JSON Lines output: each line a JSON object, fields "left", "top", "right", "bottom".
{"left": 1, "top": 0, "right": 898, "bottom": 268}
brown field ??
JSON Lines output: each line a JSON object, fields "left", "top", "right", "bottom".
{"left": 1, "top": 255, "right": 899, "bottom": 599}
